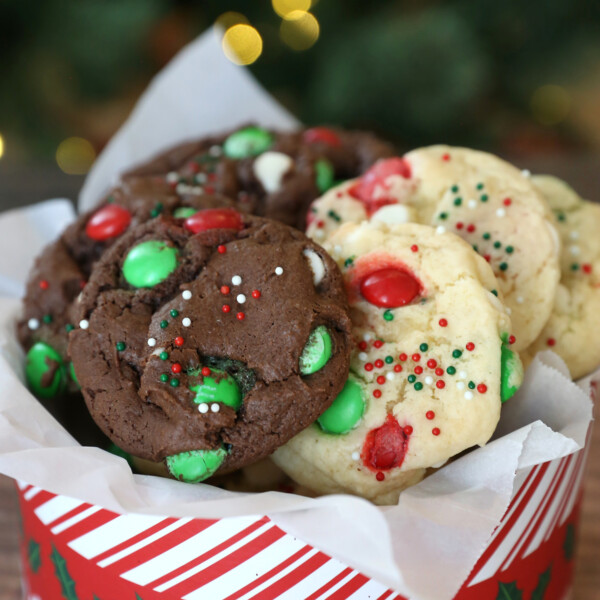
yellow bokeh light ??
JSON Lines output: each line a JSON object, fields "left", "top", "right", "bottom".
{"left": 531, "top": 84, "right": 571, "bottom": 126}
{"left": 280, "top": 11, "right": 320, "bottom": 51}
{"left": 272, "top": 0, "right": 311, "bottom": 19}
{"left": 56, "top": 137, "right": 96, "bottom": 175}
{"left": 0, "top": 134, "right": 4, "bottom": 159}
{"left": 214, "top": 11, "right": 249, "bottom": 31}
{"left": 222, "top": 24, "right": 263, "bottom": 66}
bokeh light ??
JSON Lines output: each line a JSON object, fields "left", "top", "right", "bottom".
{"left": 56, "top": 137, "right": 96, "bottom": 175}
{"left": 0, "top": 134, "right": 4, "bottom": 160}
{"left": 531, "top": 84, "right": 571, "bottom": 126}
{"left": 272, "top": 0, "right": 311, "bottom": 19}
{"left": 215, "top": 11, "right": 249, "bottom": 31}
{"left": 222, "top": 24, "right": 263, "bottom": 66}
{"left": 280, "top": 10, "right": 320, "bottom": 51}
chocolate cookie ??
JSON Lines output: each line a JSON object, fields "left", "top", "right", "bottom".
{"left": 123, "top": 125, "right": 395, "bottom": 230}
{"left": 18, "top": 175, "right": 240, "bottom": 400}
{"left": 69, "top": 210, "right": 352, "bottom": 481}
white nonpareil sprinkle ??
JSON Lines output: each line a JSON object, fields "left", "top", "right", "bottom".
{"left": 456, "top": 381, "right": 465, "bottom": 390}
{"left": 506, "top": 307, "right": 512, "bottom": 315}
{"left": 211, "top": 403, "right": 220, "bottom": 413}
{"left": 570, "top": 231, "right": 579, "bottom": 240}
{"left": 570, "top": 245, "right": 580, "bottom": 256}
{"left": 237, "top": 294, "right": 246, "bottom": 304}
{"left": 459, "top": 370, "right": 467, "bottom": 379}
{"left": 28, "top": 318, "right": 40, "bottom": 330}
{"left": 358, "top": 352, "right": 368, "bottom": 361}
{"left": 496, "top": 208, "right": 506, "bottom": 217}
{"left": 147, "top": 337, "right": 157, "bottom": 347}
{"left": 209, "top": 145, "right": 222, "bottom": 157}
{"left": 351, "top": 451, "right": 360, "bottom": 461}
{"left": 79, "top": 319, "right": 89, "bottom": 330}
{"left": 275, "top": 267, "right": 284, "bottom": 276}
{"left": 198, "top": 403, "right": 209, "bottom": 414}
{"left": 363, "top": 333, "right": 373, "bottom": 341}
{"left": 232, "top": 275, "right": 242, "bottom": 285}
{"left": 436, "top": 225, "right": 446, "bottom": 235}
{"left": 166, "top": 171, "right": 179, "bottom": 183}
{"left": 182, "top": 317, "right": 191, "bottom": 327}
{"left": 313, "top": 229, "right": 325, "bottom": 239}
{"left": 386, "top": 372, "right": 395, "bottom": 381}
{"left": 334, "top": 245, "right": 343, "bottom": 254}
{"left": 464, "top": 391, "right": 474, "bottom": 400}
{"left": 521, "top": 169, "right": 531, "bottom": 178}
{"left": 182, "top": 290, "right": 192, "bottom": 300}
{"left": 468, "top": 199, "right": 477, "bottom": 209}
{"left": 516, "top": 296, "right": 524, "bottom": 304}
{"left": 425, "top": 376, "right": 433, "bottom": 385}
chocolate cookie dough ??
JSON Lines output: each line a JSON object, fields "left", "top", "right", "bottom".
{"left": 124, "top": 125, "right": 395, "bottom": 230}
{"left": 18, "top": 175, "right": 240, "bottom": 399}
{"left": 69, "top": 210, "right": 352, "bottom": 481}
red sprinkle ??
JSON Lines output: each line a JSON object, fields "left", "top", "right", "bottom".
{"left": 374, "top": 359, "right": 384, "bottom": 368}
{"left": 411, "top": 244, "right": 419, "bottom": 252}
{"left": 399, "top": 353, "right": 408, "bottom": 361}
{"left": 220, "top": 285, "right": 230, "bottom": 295}
{"left": 503, "top": 198, "right": 512, "bottom": 206}
{"left": 201, "top": 367, "right": 211, "bottom": 377}
{"left": 583, "top": 264, "right": 593, "bottom": 274}
{"left": 204, "top": 186, "right": 215, "bottom": 195}
{"left": 442, "top": 153, "right": 451, "bottom": 161}
{"left": 80, "top": 280, "right": 87, "bottom": 289}
{"left": 373, "top": 389, "right": 382, "bottom": 398}
{"left": 217, "top": 245, "right": 227, "bottom": 254}
{"left": 436, "top": 380, "right": 446, "bottom": 389}
{"left": 316, "top": 220, "right": 325, "bottom": 229}
{"left": 456, "top": 222, "right": 464, "bottom": 230}
{"left": 414, "top": 366, "right": 423, "bottom": 375}
{"left": 222, "top": 304, "right": 231, "bottom": 313}
{"left": 39, "top": 280, "right": 49, "bottom": 290}
{"left": 412, "top": 353, "right": 421, "bottom": 362}
{"left": 358, "top": 341, "right": 368, "bottom": 351}
{"left": 509, "top": 335, "right": 516, "bottom": 345}
{"left": 467, "top": 224, "right": 476, "bottom": 233}
{"left": 365, "top": 363, "right": 374, "bottom": 372}
{"left": 171, "top": 363, "right": 182, "bottom": 374}
{"left": 432, "top": 427, "right": 441, "bottom": 436}
{"left": 427, "top": 359, "right": 437, "bottom": 369}
{"left": 394, "top": 364, "right": 403, "bottom": 373}
{"left": 377, "top": 375, "right": 386, "bottom": 385}
{"left": 404, "top": 425, "right": 413, "bottom": 435}
{"left": 547, "top": 338, "right": 556, "bottom": 346}
{"left": 174, "top": 336, "right": 184, "bottom": 347}
{"left": 252, "top": 289, "right": 261, "bottom": 299}
{"left": 376, "top": 472, "right": 385, "bottom": 482}
{"left": 435, "top": 367, "right": 444, "bottom": 376}
{"left": 426, "top": 411, "right": 435, "bottom": 420}
{"left": 477, "top": 383, "right": 488, "bottom": 394}
{"left": 466, "top": 342, "right": 475, "bottom": 351}
{"left": 484, "top": 254, "right": 491, "bottom": 262}
{"left": 439, "top": 318, "right": 448, "bottom": 327}
{"left": 374, "top": 340, "right": 383, "bottom": 348}
{"left": 236, "top": 312, "right": 245, "bottom": 321}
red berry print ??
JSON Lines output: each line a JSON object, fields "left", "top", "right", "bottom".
{"left": 361, "top": 414, "right": 409, "bottom": 472}
{"left": 252, "top": 290, "right": 261, "bottom": 298}
{"left": 427, "top": 359, "right": 437, "bottom": 369}
{"left": 360, "top": 268, "right": 421, "bottom": 308}
{"left": 439, "top": 318, "right": 448, "bottom": 327}
{"left": 201, "top": 367, "right": 211, "bottom": 376}
{"left": 436, "top": 380, "right": 445, "bottom": 389}
{"left": 237, "top": 312, "right": 245, "bottom": 321}
{"left": 373, "top": 389, "right": 382, "bottom": 398}
{"left": 377, "top": 375, "right": 386, "bottom": 385}
{"left": 86, "top": 204, "right": 132, "bottom": 241}
{"left": 171, "top": 363, "right": 182, "bottom": 374}
{"left": 411, "top": 244, "right": 419, "bottom": 253}
{"left": 184, "top": 208, "right": 244, "bottom": 234}
{"left": 426, "top": 411, "right": 435, "bottom": 420}
{"left": 477, "top": 383, "right": 487, "bottom": 394}
{"left": 217, "top": 245, "right": 227, "bottom": 254}
{"left": 303, "top": 127, "right": 342, "bottom": 147}
{"left": 221, "top": 285, "right": 230, "bottom": 295}
{"left": 222, "top": 304, "right": 231, "bottom": 313}
{"left": 432, "top": 428, "right": 441, "bottom": 436}
{"left": 39, "top": 280, "right": 49, "bottom": 290}
{"left": 174, "top": 336, "right": 184, "bottom": 347}
{"left": 466, "top": 342, "right": 475, "bottom": 351}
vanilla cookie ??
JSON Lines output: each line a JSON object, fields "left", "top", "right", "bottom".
{"left": 306, "top": 148, "right": 561, "bottom": 350}
{"left": 521, "top": 176, "right": 600, "bottom": 379}
{"left": 273, "top": 221, "right": 522, "bottom": 504}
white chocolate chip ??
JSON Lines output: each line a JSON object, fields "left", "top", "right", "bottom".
{"left": 182, "top": 317, "right": 191, "bottom": 327}
{"left": 237, "top": 294, "right": 246, "bottom": 304}
{"left": 79, "top": 319, "right": 89, "bottom": 330}
{"left": 253, "top": 151, "right": 294, "bottom": 193}
{"left": 371, "top": 204, "right": 413, "bottom": 224}
{"left": 464, "top": 391, "right": 474, "bottom": 400}
{"left": 211, "top": 403, "right": 220, "bottom": 413}
{"left": 303, "top": 249, "right": 326, "bottom": 286}
{"left": 198, "top": 403, "right": 209, "bottom": 414}
{"left": 182, "top": 290, "right": 192, "bottom": 300}
{"left": 151, "top": 347, "right": 165, "bottom": 357}
{"left": 275, "top": 267, "right": 284, "bottom": 276}
{"left": 231, "top": 275, "right": 242, "bottom": 286}
{"left": 147, "top": 337, "right": 157, "bottom": 347}
{"left": 28, "top": 318, "right": 40, "bottom": 330}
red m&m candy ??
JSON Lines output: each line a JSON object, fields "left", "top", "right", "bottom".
{"left": 86, "top": 204, "right": 131, "bottom": 241}
{"left": 303, "top": 127, "right": 341, "bottom": 147}
{"left": 184, "top": 208, "right": 244, "bottom": 234}
{"left": 361, "top": 414, "right": 409, "bottom": 471}
{"left": 360, "top": 267, "right": 420, "bottom": 308}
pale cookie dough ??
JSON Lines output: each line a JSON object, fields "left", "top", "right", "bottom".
{"left": 306, "top": 148, "right": 561, "bottom": 351}
{"left": 273, "top": 222, "right": 522, "bottom": 505}
{"left": 521, "top": 176, "right": 600, "bottom": 379}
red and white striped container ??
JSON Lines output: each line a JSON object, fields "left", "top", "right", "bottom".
{"left": 16, "top": 434, "right": 590, "bottom": 600}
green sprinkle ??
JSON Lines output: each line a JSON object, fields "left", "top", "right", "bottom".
{"left": 160, "top": 351, "right": 169, "bottom": 360}
{"left": 451, "top": 185, "right": 459, "bottom": 193}
{"left": 472, "top": 244, "right": 478, "bottom": 252}
{"left": 571, "top": 263, "right": 579, "bottom": 271}
{"left": 499, "top": 262, "right": 508, "bottom": 271}
{"left": 311, "top": 207, "right": 318, "bottom": 213}
{"left": 452, "top": 349, "right": 462, "bottom": 359}
{"left": 453, "top": 197, "right": 462, "bottom": 206}
{"left": 414, "top": 382, "right": 423, "bottom": 391}
{"left": 447, "top": 366, "right": 456, "bottom": 375}
{"left": 150, "top": 202, "right": 164, "bottom": 218}
{"left": 483, "top": 232, "right": 491, "bottom": 240}
{"left": 480, "top": 194, "right": 489, "bottom": 202}
{"left": 383, "top": 309, "right": 394, "bottom": 322}
{"left": 160, "top": 320, "right": 169, "bottom": 329}
{"left": 107, "top": 195, "right": 115, "bottom": 204}
{"left": 116, "top": 341, "right": 126, "bottom": 352}
{"left": 327, "top": 209, "right": 341, "bottom": 222}
{"left": 476, "top": 183, "right": 484, "bottom": 190}
{"left": 170, "top": 378, "right": 180, "bottom": 387}
{"left": 419, "top": 343, "right": 428, "bottom": 352}
{"left": 557, "top": 213, "right": 566, "bottom": 222}
{"left": 491, "top": 289, "right": 498, "bottom": 296}
{"left": 468, "top": 381, "right": 476, "bottom": 389}
{"left": 439, "top": 212, "right": 448, "bottom": 220}
{"left": 160, "top": 374, "right": 169, "bottom": 383}
{"left": 385, "top": 355, "right": 394, "bottom": 364}
{"left": 344, "top": 257, "right": 354, "bottom": 268}
{"left": 42, "top": 314, "right": 53, "bottom": 324}
{"left": 65, "top": 324, "right": 74, "bottom": 333}
{"left": 506, "top": 246, "right": 514, "bottom": 253}
{"left": 170, "top": 309, "right": 179, "bottom": 318}
{"left": 493, "top": 241, "right": 501, "bottom": 249}
{"left": 408, "top": 374, "right": 416, "bottom": 383}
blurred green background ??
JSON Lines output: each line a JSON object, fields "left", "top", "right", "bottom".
{"left": 1, "top": 0, "right": 600, "bottom": 178}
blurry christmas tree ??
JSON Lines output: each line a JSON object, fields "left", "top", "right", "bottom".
{"left": 2, "top": 0, "right": 600, "bottom": 164}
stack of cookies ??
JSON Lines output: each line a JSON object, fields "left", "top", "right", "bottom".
{"left": 18, "top": 126, "right": 599, "bottom": 505}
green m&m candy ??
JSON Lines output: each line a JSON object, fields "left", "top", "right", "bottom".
{"left": 315, "top": 158, "right": 335, "bottom": 193}
{"left": 500, "top": 342, "right": 523, "bottom": 402}
{"left": 165, "top": 447, "right": 227, "bottom": 483}
{"left": 223, "top": 126, "right": 273, "bottom": 159}
{"left": 300, "top": 326, "right": 332, "bottom": 375}
{"left": 173, "top": 207, "right": 198, "bottom": 219}
{"left": 190, "top": 369, "right": 242, "bottom": 410}
{"left": 318, "top": 378, "right": 365, "bottom": 434}
{"left": 25, "top": 342, "right": 66, "bottom": 399}
{"left": 122, "top": 240, "right": 179, "bottom": 288}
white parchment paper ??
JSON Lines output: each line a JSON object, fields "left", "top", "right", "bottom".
{"left": 0, "top": 28, "right": 594, "bottom": 600}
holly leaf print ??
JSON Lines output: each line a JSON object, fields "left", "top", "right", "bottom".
{"left": 531, "top": 565, "right": 552, "bottom": 600}
{"left": 50, "top": 545, "right": 79, "bottom": 600}
{"left": 496, "top": 580, "right": 523, "bottom": 600}
{"left": 27, "top": 538, "right": 41, "bottom": 573}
